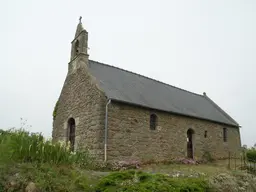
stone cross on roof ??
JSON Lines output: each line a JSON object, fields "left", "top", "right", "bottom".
{"left": 79, "top": 16, "right": 82, "bottom": 23}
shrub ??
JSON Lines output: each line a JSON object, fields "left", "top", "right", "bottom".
{"left": 246, "top": 148, "right": 256, "bottom": 162}
{"left": 202, "top": 151, "right": 215, "bottom": 163}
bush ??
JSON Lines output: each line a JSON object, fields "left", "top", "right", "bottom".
{"left": 0, "top": 129, "right": 93, "bottom": 167}
{"left": 95, "top": 170, "right": 209, "bottom": 192}
{"left": 202, "top": 151, "right": 215, "bottom": 163}
{"left": 246, "top": 148, "right": 256, "bottom": 162}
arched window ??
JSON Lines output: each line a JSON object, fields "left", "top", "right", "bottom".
{"left": 68, "top": 118, "right": 76, "bottom": 151}
{"left": 150, "top": 114, "right": 157, "bottom": 130}
{"left": 75, "top": 40, "right": 79, "bottom": 55}
{"left": 204, "top": 130, "right": 208, "bottom": 138}
{"left": 223, "top": 128, "right": 227, "bottom": 142}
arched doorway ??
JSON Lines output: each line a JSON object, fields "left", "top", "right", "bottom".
{"left": 187, "top": 129, "right": 194, "bottom": 159}
{"left": 68, "top": 118, "right": 76, "bottom": 151}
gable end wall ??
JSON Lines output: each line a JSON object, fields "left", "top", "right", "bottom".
{"left": 52, "top": 58, "right": 106, "bottom": 159}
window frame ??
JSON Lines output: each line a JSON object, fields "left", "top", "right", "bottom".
{"left": 150, "top": 113, "right": 158, "bottom": 130}
{"left": 223, "top": 128, "right": 227, "bottom": 142}
{"left": 204, "top": 130, "right": 207, "bottom": 138}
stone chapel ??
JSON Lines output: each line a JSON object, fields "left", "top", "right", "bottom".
{"left": 52, "top": 19, "right": 241, "bottom": 162}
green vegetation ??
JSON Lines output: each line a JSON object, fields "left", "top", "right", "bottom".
{"left": 0, "top": 128, "right": 255, "bottom": 191}
{"left": 246, "top": 147, "right": 256, "bottom": 162}
{"left": 0, "top": 129, "right": 92, "bottom": 167}
{"left": 202, "top": 151, "right": 215, "bottom": 163}
{"left": 95, "top": 170, "right": 209, "bottom": 192}
{"left": 0, "top": 128, "right": 97, "bottom": 191}
{"left": 52, "top": 100, "right": 59, "bottom": 120}
{"left": 0, "top": 163, "right": 94, "bottom": 191}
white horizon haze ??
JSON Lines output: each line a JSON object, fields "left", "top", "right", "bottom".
{"left": 1, "top": 0, "right": 255, "bottom": 147}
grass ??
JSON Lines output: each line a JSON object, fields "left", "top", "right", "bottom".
{"left": 0, "top": 162, "right": 98, "bottom": 191}
{"left": 0, "top": 163, "right": 212, "bottom": 192}
{"left": 141, "top": 163, "right": 230, "bottom": 177}
{"left": 0, "top": 128, "right": 255, "bottom": 192}
{"left": 0, "top": 129, "right": 93, "bottom": 167}
{"left": 0, "top": 128, "right": 99, "bottom": 191}
{"left": 95, "top": 170, "right": 209, "bottom": 192}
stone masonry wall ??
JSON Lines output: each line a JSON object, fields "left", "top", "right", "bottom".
{"left": 107, "top": 101, "right": 241, "bottom": 162}
{"left": 52, "top": 55, "right": 106, "bottom": 159}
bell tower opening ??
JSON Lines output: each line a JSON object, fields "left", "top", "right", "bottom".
{"left": 75, "top": 40, "right": 79, "bottom": 55}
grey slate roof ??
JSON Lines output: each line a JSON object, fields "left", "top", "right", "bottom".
{"left": 88, "top": 60, "right": 239, "bottom": 127}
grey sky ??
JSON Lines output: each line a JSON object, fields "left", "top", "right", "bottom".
{"left": 1, "top": 0, "right": 255, "bottom": 146}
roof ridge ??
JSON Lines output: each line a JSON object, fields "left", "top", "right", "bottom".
{"left": 89, "top": 59, "right": 204, "bottom": 98}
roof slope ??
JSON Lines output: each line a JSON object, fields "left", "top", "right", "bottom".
{"left": 88, "top": 60, "right": 238, "bottom": 127}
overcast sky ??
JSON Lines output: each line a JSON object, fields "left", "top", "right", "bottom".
{"left": 1, "top": 0, "right": 255, "bottom": 146}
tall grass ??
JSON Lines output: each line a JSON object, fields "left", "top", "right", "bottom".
{"left": 0, "top": 129, "right": 93, "bottom": 167}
